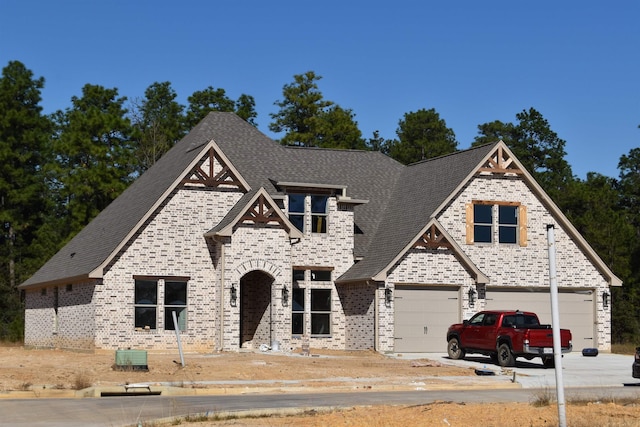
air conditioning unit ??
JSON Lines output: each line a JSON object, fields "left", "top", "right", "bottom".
{"left": 114, "top": 349, "right": 148, "bottom": 371}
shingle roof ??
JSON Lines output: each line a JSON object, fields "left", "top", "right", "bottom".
{"left": 336, "top": 144, "right": 497, "bottom": 282}
{"left": 17, "top": 112, "right": 499, "bottom": 288}
{"left": 20, "top": 116, "right": 219, "bottom": 287}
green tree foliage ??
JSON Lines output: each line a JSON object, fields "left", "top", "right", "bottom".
{"left": 473, "top": 108, "right": 573, "bottom": 201}
{"left": 387, "top": 108, "right": 458, "bottom": 164}
{"left": 51, "top": 84, "right": 134, "bottom": 238}
{"left": 235, "top": 94, "right": 258, "bottom": 125}
{"left": 366, "top": 130, "right": 390, "bottom": 154}
{"left": 271, "top": 71, "right": 358, "bottom": 148}
{"left": 130, "top": 82, "right": 186, "bottom": 174}
{"left": 618, "top": 148, "right": 640, "bottom": 232}
{"left": 270, "top": 71, "right": 332, "bottom": 146}
{"left": 472, "top": 120, "right": 516, "bottom": 146}
{"left": 314, "top": 105, "right": 365, "bottom": 149}
{"left": 612, "top": 147, "right": 640, "bottom": 342}
{"left": 0, "top": 61, "right": 53, "bottom": 340}
{"left": 563, "top": 174, "right": 633, "bottom": 280}
{"left": 185, "top": 87, "right": 257, "bottom": 128}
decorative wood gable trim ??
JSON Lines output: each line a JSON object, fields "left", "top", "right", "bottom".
{"left": 477, "top": 144, "right": 523, "bottom": 175}
{"left": 182, "top": 147, "right": 248, "bottom": 191}
{"left": 372, "top": 219, "right": 489, "bottom": 284}
{"left": 209, "top": 189, "right": 304, "bottom": 239}
{"left": 239, "top": 193, "right": 287, "bottom": 229}
{"left": 412, "top": 224, "right": 453, "bottom": 250}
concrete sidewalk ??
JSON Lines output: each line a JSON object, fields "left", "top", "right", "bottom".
{"left": 394, "top": 352, "right": 640, "bottom": 389}
{"left": 0, "top": 370, "right": 519, "bottom": 399}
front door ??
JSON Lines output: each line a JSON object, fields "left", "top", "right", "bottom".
{"left": 239, "top": 270, "right": 274, "bottom": 349}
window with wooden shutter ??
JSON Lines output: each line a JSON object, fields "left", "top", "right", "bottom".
{"left": 466, "top": 201, "right": 527, "bottom": 247}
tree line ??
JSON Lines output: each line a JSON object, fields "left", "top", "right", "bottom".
{"left": 1, "top": 62, "right": 639, "bottom": 344}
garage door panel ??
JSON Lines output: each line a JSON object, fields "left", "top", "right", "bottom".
{"left": 485, "top": 289, "right": 594, "bottom": 350}
{"left": 394, "top": 286, "right": 460, "bottom": 353}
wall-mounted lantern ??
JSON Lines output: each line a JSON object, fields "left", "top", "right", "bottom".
{"left": 602, "top": 291, "right": 610, "bottom": 309}
{"left": 468, "top": 288, "right": 477, "bottom": 308}
{"left": 282, "top": 285, "right": 289, "bottom": 306}
{"left": 230, "top": 284, "right": 237, "bottom": 307}
{"left": 385, "top": 287, "right": 393, "bottom": 307}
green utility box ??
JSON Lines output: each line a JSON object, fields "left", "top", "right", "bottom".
{"left": 114, "top": 349, "right": 148, "bottom": 371}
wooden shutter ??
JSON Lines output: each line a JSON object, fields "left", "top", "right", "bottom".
{"left": 465, "top": 203, "right": 474, "bottom": 244}
{"left": 519, "top": 205, "right": 527, "bottom": 246}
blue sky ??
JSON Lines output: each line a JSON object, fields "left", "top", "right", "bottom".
{"left": 1, "top": 1, "right": 638, "bottom": 179}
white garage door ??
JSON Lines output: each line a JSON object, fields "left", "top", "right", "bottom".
{"left": 394, "top": 286, "right": 460, "bottom": 352}
{"left": 484, "top": 288, "right": 595, "bottom": 350}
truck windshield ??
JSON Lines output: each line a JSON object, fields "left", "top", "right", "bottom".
{"left": 502, "top": 314, "right": 539, "bottom": 328}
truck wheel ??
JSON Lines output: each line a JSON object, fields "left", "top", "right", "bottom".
{"left": 447, "top": 337, "right": 465, "bottom": 360}
{"left": 542, "top": 357, "right": 555, "bottom": 369}
{"left": 497, "top": 343, "right": 515, "bottom": 367}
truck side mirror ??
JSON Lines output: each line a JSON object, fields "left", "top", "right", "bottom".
{"left": 463, "top": 320, "right": 469, "bottom": 326}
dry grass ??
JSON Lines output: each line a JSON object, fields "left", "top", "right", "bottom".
{"left": 73, "top": 371, "right": 93, "bottom": 390}
{"left": 174, "top": 401, "right": 640, "bottom": 427}
{"left": 612, "top": 343, "right": 638, "bottom": 355}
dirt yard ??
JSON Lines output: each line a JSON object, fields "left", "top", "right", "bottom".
{"left": 1, "top": 345, "right": 639, "bottom": 426}
{"left": 0, "top": 345, "right": 471, "bottom": 391}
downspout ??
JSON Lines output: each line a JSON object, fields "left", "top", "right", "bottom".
{"left": 219, "top": 241, "right": 225, "bottom": 351}
{"left": 371, "top": 280, "right": 379, "bottom": 351}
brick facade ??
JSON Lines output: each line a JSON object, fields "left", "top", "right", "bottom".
{"left": 22, "top": 136, "right": 614, "bottom": 354}
{"left": 438, "top": 174, "right": 611, "bottom": 350}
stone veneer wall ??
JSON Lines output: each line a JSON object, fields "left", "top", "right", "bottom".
{"left": 289, "top": 198, "right": 356, "bottom": 350}
{"left": 222, "top": 227, "right": 291, "bottom": 350}
{"left": 93, "top": 188, "right": 243, "bottom": 351}
{"left": 337, "top": 282, "right": 375, "bottom": 350}
{"left": 437, "top": 174, "right": 611, "bottom": 350}
{"left": 24, "top": 280, "right": 96, "bottom": 350}
{"left": 24, "top": 184, "right": 371, "bottom": 352}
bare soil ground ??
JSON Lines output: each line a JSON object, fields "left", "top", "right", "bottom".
{"left": 0, "top": 345, "right": 470, "bottom": 391}
{"left": 1, "top": 345, "right": 639, "bottom": 426}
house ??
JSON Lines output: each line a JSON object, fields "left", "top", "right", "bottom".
{"left": 19, "top": 112, "right": 620, "bottom": 353}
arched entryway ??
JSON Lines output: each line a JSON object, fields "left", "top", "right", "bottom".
{"left": 239, "top": 270, "right": 275, "bottom": 349}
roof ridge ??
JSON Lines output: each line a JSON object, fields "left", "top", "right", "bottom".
{"left": 407, "top": 141, "right": 500, "bottom": 167}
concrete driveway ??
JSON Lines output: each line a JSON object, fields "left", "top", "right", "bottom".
{"left": 394, "top": 351, "right": 640, "bottom": 389}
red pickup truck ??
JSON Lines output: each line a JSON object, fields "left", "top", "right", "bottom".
{"left": 446, "top": 310, "right": 572, "bottom": 368}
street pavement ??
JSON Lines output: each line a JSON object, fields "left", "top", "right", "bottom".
{"left": 394, "top": 351, "right": 640, "bottom": 389}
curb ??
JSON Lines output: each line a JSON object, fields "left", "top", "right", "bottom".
{"left": 0, "top": 376, "right": 522, "bottom": 399}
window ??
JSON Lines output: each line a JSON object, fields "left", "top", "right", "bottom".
{"left": 164, "top": 280, "right": 187, "bottom": 331}
{"left": 292, "top": 269, "right": 305, "bottom": 282}
{"left": 311, "top": 195, "right": 328, "bottom": 233}
{"left": 473, "top": 204, "right": 492, "bottom": 243}
{"left": 135, "top": 279, "right": 157, "bottom": 329}
{"left": 468, "top": 313, "right": 485, "bottom": 326}
{"left": 292, "top": 288, "right": 305, "bottom": 335}
{"left": 311, "top": 269, "right": 331, "bottom": 281}
{"left": 484, "top": 313, "right": 497, "bottom": 326}
{"left": 287, "top": 194, "right": 329, "bottom": 234}
{"left": 498, "top": 205, "right": 518, "bottom": 244}
{"left": 288, "top": 194, "right": 305, "bottom": 232}
{"left": 311, "top": 289, "right": 331, "bottom": 335}
{"left": 466, "top": 201, "right": 527, "bottom": 246}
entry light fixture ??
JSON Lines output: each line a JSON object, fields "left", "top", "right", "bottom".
{"left": 468, "top": 288, "right": 477, "bottom": 308}
{"left": 385, "top": 287, "right": 393, "bottom": 307}
{"left": 602, "top": 291, "right": 610, "bottom": 309}
{"left": 282, "top": 285, "right": 289, "bottom": 306}
{"left": 230, "top": 284, "right": 237, "bottom": 307}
